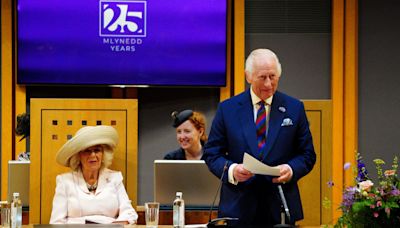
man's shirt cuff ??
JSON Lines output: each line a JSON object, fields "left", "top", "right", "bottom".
{"left": 228, "top": 163, "right": 239, "bottom": 185}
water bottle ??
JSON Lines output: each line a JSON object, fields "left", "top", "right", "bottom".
{"left": 173, "top": 192, "right": 185, "bottom": 228}
{"left": 11, "top": 192, "right": 22, "bottom": 228}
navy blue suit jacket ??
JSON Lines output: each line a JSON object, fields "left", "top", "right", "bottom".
{"left": 203, "top": 90, "right": 316, "bottom": 225}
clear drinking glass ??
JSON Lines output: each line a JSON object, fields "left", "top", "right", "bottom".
{"left": 145, "top": 202, "right": 160, "bottom": 228}
{"left": 0, "top": 201, "right": 11, "bottom": 228}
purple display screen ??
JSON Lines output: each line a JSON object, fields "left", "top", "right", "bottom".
{"left": 17, "top": 0, "right": 227, "bottom": 86}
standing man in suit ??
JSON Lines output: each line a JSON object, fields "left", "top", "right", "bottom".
{"left": 203, "top": 49, "right": 316, "bottom": 226}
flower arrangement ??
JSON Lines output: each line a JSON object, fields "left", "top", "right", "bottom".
{"left": 335, "top": 154, "right": 400, "bottom": 227}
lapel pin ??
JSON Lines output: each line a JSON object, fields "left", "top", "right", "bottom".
{"left": 278, "top": 106, "right": 286, "bottom": 113}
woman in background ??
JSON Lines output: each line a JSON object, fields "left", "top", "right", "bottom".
{"left": 164, "top": 110, "right": 208, "bottom": 160}
{"left": 50, "top": 125, "right": 138, "bottom": 224}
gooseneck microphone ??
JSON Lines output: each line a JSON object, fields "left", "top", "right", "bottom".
{"left": 278, "top": 185, "right": 291, "bottom": 222}
{"left": 207, "top": 161, "right": 238, "bottom": 227}
{"left": 274, "top": 185, "right": 295, "bottom": 228}
{"left": 208, "top": 161, "right": 228, "bottom": 223}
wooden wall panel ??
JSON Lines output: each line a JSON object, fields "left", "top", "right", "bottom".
{"left": 344, "top": 0, "right": 358, "bottom": 187}
{"left": 331, "top": 0, "right": 345, "bottom": 222}
{"left": 297, "top": 100, "right": 332, "bottom": 226}
{"left": 331, "top": 0, "right": 359, "bottom": 222}
{"left": 1, "top": 0, "right": 13, "bottom": 200}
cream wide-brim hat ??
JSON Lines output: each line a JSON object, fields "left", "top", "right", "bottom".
{"left": 56, "top": 125, "right": 119, "bottom": 167}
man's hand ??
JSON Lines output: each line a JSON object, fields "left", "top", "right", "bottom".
{"left": 233, "top": 164, "right": 254, "bottom": 182}
{"left": 272, "top": 164, "right": 293, "bottom": 184}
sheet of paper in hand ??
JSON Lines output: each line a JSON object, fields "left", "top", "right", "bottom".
{"left": 243, "top": 153, "right": 280, "bottom": 176}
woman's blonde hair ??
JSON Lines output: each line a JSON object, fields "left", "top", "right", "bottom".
{"left": 69, "top": 144, "right": 114, "bottom": 171}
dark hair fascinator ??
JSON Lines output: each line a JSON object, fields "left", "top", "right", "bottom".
{"left": 171, "top": 109, "right": 193, "bottom": 127}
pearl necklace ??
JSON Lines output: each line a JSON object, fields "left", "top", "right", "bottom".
{"left": 86, "top": 181, "right": 98, "bottom": 192}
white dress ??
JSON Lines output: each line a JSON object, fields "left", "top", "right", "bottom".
{"left": 50, "top": 168, "right": 138, "bottom": 224}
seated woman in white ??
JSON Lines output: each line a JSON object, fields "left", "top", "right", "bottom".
{"left": 50, "top": 125, "right": 138, "bottom": 224}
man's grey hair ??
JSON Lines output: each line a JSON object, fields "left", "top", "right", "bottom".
{"left": 245, "top": 49, "right": 282, "bottom": 76}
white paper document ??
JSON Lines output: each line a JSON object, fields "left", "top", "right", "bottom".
{"left": 184, "top": 224, "right": 207, "bottom": 228}
{"left": 243, "top": 152, "right": 280, "bottom": 176}
{"left": 84, "top": 215, "right": 116, "bottom": 224}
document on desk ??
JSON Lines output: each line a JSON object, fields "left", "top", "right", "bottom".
{"left": 185, "top": 224, "right": 207, "bottom": 228}
{"left": 243, "top": 152, "right": 280, "bottom": 176}
{"left": 84, "top": 215, "right": 116, "bottom": 224}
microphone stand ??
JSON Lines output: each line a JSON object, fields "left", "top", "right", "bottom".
{"left": 273, "top": 185, "right": 295, "bottom": 228}
{"left": 207, "top": 161, "right": 238, "bottom": 227}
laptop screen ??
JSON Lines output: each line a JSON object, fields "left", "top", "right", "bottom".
{"left": 154, "top": 160, "right": 220, "bottom": 209}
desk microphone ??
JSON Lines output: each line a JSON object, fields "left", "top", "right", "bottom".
{"left": 207, "top": 161, "right": 238, "bottom": 227}
{"left": 274, "top": 185, "right": 295, "bottom": 228}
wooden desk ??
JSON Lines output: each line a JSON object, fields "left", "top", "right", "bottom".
{"left": 22, "top": 210, "right": 322, "bottom": 227}
{"left": 136, "top": 208, "right": 217, "bottom": 225}
{"left": 22, "top": 209, "right": 217, "bottom": 225}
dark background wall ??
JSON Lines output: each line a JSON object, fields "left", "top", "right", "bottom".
{"left": 245, "top": 0, "right": 331, "bottom": 99}
{"left": 358, "top": 0, "right": 400, "bottom": 177}
{"left": 137, "top": 88, "right": 219, "bottom": 203}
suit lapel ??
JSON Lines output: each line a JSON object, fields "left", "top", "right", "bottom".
{"left": 76, "top": 170, "right": 91, "bottom": 194}
{"left": 262, "top": 92, "right": 285, "bottom": 161}
{"left": 238, "top": 90, "right": 259, "bottom": 158}
{"left": 95, "top": 168, "right": 110, "bottom": 195}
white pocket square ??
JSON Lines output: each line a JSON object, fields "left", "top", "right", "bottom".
{"left": 281, "top": 118, "right": 293, "bottom": 126}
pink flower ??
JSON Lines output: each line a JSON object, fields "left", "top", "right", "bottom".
{"left": 373, "top": 212, "right": 379, "bottom": 218}
{"left": 376, "top": 201, "right": 382, "bottom": 207}
{"left": 370, "top": 204, "right": 375, "bottom": 209}
{"left": 358, "top": 180, "right": 374, "bottom": 192}
{"left": 385, "top": 207, "right": 391, "bottom": 216}
{"left": 384, "top": 169, "right": 396, "bottom": 177}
